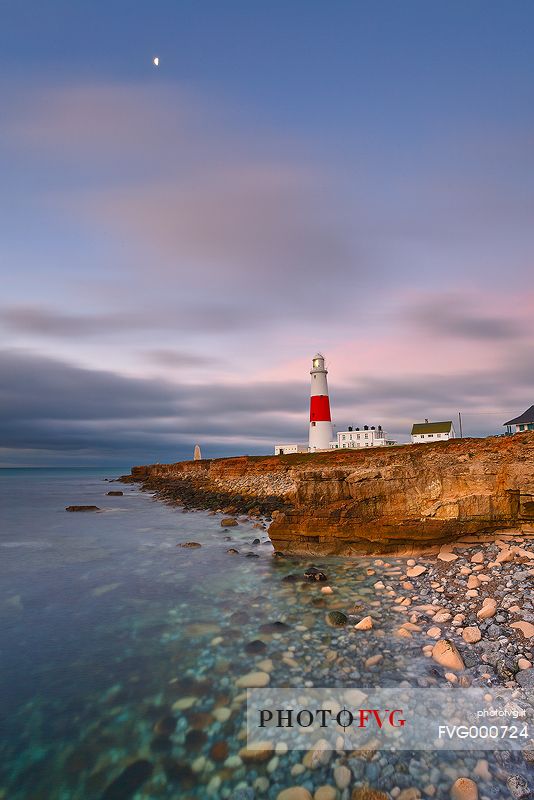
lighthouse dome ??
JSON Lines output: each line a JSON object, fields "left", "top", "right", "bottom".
{"left": 313, "top": 352, "right": 324, "bottom": 360}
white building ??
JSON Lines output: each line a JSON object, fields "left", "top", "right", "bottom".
{"left": 411, "top": 420, "right": 455, "bottom": 443}
{"left": 274, "top": 443, "right": 308, "bottom": 455}
{"left": 503, "top": 406, "right": 534, "bottom": 434}
{"left": 330, "top": 425, "right": 393, "bottom": 449}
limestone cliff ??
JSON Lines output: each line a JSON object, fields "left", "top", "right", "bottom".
{"left": 129, "top": 433, "right": 534, "bottom": 555}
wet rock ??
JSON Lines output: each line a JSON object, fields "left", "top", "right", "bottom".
{"left": 221, "top": 517, "right": 238, "bottom": 527}
{"left": 246, "top": 552, "right": 260, "bottom": 558}
{"left": 153, "top": 715, "right": 177, "bottom": 737}
{"left": 334, "top": 765, "right": 352, "bottom": 789}
{"left": 226, "top": 548, "right": 239, "bottom": 554}
{"left": 239, "top": 742, "right": 274, "bottom": 762}
{"left": 106, "top": 491, "right": 123, "bottom": 496}
{"left": 101, "top": 760, "right": 153, "bottom": 799}
{"left": 179, "top": 541, "right": 202, "bottom": 548}
{"left": 162, "top": 759, "right": 196, "bottom": 788}
{"left": 150, "top": 735, "right": 172, "bottom": 752}
{"left": 304, "top": 566, "right": 328, "bottom": 582}
{"left": 66, "top": 505, "right": 100, "bottom": 512}
{"left": 351, "top": 788, "right": 389, "bottom": 800}
{"left": 235, "top": 671, "right": 270, "bottom": 688}
{"left": 252, "top": 538, "right": 261, "bottom": 545}
{"left": 260, "top": 621, "right": 289, "bottom": 634}
{"left": 185, "top": 729, "right": 207, "bottom": 752}
{"left": 231, "top": 611, "right": 249, "bottom": 624}
{"left": 245, "top": 639, "right": 267, "bottom": 655}
{"left": 326, "top": 611, "right": 348, "bottom": 627}
{"left": 431, "top": 639, "right": 465, "bottom": 671}
{"left": 210, "top": 740, "right": 229, "bottom": 762}
{"left": 506, "top": 775, "right": 530, "bottom": 800}
{"left": 516, "top": 667, "right": 534, "bottom": 688}
{"left": 282, "top": 574, "right": 300, "bottom": 583}
{"left": 496, "top": 658, "right": 517, "bottom": 681}
{"left": 450, "top": 778, "right": 478, "bottom": 800}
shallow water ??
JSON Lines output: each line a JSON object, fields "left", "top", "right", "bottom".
{"left": 0, "top": 470, "right": 528, "bottom": 799}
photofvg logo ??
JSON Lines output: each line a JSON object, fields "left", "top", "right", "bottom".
{"left": 246, "top": 688, "right": 533, "bottom": 752}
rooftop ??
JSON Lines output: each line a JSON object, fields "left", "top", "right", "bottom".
{"left": 411, "top": 421, "right": 453, "bottom": 435}
{"left": 503, "top": 405, "right": 534, "bottom": 426}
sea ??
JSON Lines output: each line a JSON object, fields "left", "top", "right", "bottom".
{"left": 0, "top": 468, "right": 528, "bottom": 799}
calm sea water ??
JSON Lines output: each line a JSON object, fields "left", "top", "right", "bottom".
{"left": 0, "top": 470, "right": 526, "bottom": 799}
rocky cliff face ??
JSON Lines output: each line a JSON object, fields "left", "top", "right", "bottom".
{"left": 130, "top": 433, "right": 534, "bottom": 555}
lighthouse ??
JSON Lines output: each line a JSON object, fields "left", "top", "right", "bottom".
{"left": 309, "top": 353, "right": 334, "bottom": 451}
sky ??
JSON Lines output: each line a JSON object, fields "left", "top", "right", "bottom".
{"left": 0, "top": 1, "right": 533, "bottom": 466}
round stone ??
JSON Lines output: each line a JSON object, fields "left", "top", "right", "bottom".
{"left": 450, "top": 778, "right": 478, "bottom": 800}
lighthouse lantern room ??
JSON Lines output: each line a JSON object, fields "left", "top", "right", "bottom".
{"left": 309, "top": 353, "right": 334, "bottom": 451}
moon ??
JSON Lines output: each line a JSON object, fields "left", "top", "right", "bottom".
{"left": 153, "top": 56, "right": 159, "bottom": 67}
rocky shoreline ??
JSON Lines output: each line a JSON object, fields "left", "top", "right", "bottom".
{"left": 225, "top": 534, "right": 534, "bottom": 800}
{"left": 125, "top": 433, "right": 534, "bottom": 555}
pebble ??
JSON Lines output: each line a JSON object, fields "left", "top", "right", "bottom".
{"left": 432, "top": 639, "right": 465, "bottom": 671}
{"left": 172, "top": 696, "right": 197, "bottom": 710}
{"left": 427, "top": 626, "right": 442, "bottom": 639}
{"left": 235, "top": 671, "right": 270, "bottom": 688}
{"left": 398, "top": 790, "right": 421, "bottom": 800}
{"left": 365, "top": 654, "right": 383, "bottom": 667}
{"left": 450, "top": 778, "right": 478, "bottom": 800}
{"left": 510, "top": 620, "right": 534, "bottom": 638}
{"left": 438, "top": 551, "right": 459, "bottom": 562}
{"left": 277, "top": 789, "right": 313, "bottom": 800}
{"left": 406, "top": 565, "right": 427, "bottom": 577}
{"left": 477, "top": 599, "right": 497, "bottom": 620}
{"left": 473, "top": 759, "right": 491, "bottom": 782}
{"left": 354, "top": 615, "right": 374, "bottom": 630}
{"left": 212, "top": 707, "right": 231, "bottom": 722}
{"left": 314, "top": 788, "right": 337, "bottom": 800}
{"left": 334, "top": 765, "right": 352, "bottom": 789}
{"left": 321, "top": 586, "right": 334, "bottom": 594}
{"left": 517, "top": 658, "right": 532, "bottom": 669}
{"left": 462, "top": 626, "right": 482, "bottom": 643}
{"left": 238, "top": 743, "right": 274, "bottom": 762}
{"left": 506, "top": 775, "right": 530, "bottom": 800}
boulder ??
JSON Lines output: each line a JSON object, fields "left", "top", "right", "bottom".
{"left": 65, "top": 505, "right": 100, "bottom": 512}
{"left": 106, "top": 491, "right": 124, "bottom": 496}
{"left": 221, "top": 518, "right": 238, "bottom": 527}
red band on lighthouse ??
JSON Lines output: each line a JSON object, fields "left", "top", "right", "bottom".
{"left": 310, "top": 394, "right": 331, "bottom": 422}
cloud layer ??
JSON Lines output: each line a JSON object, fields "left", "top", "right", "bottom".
{"left": 0, "top": 78, "right": 533, "bottom": 464}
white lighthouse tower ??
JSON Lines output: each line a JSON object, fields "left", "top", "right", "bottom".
{"left": 309, "top": 353, "right": 334, "bottom": 451}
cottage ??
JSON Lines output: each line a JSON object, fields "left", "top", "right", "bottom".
{"left": 411, "top": 419, "right": 455, "bottom": 443}
{"left": 503, "top": 406, "right": 534, "bottom": 434}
